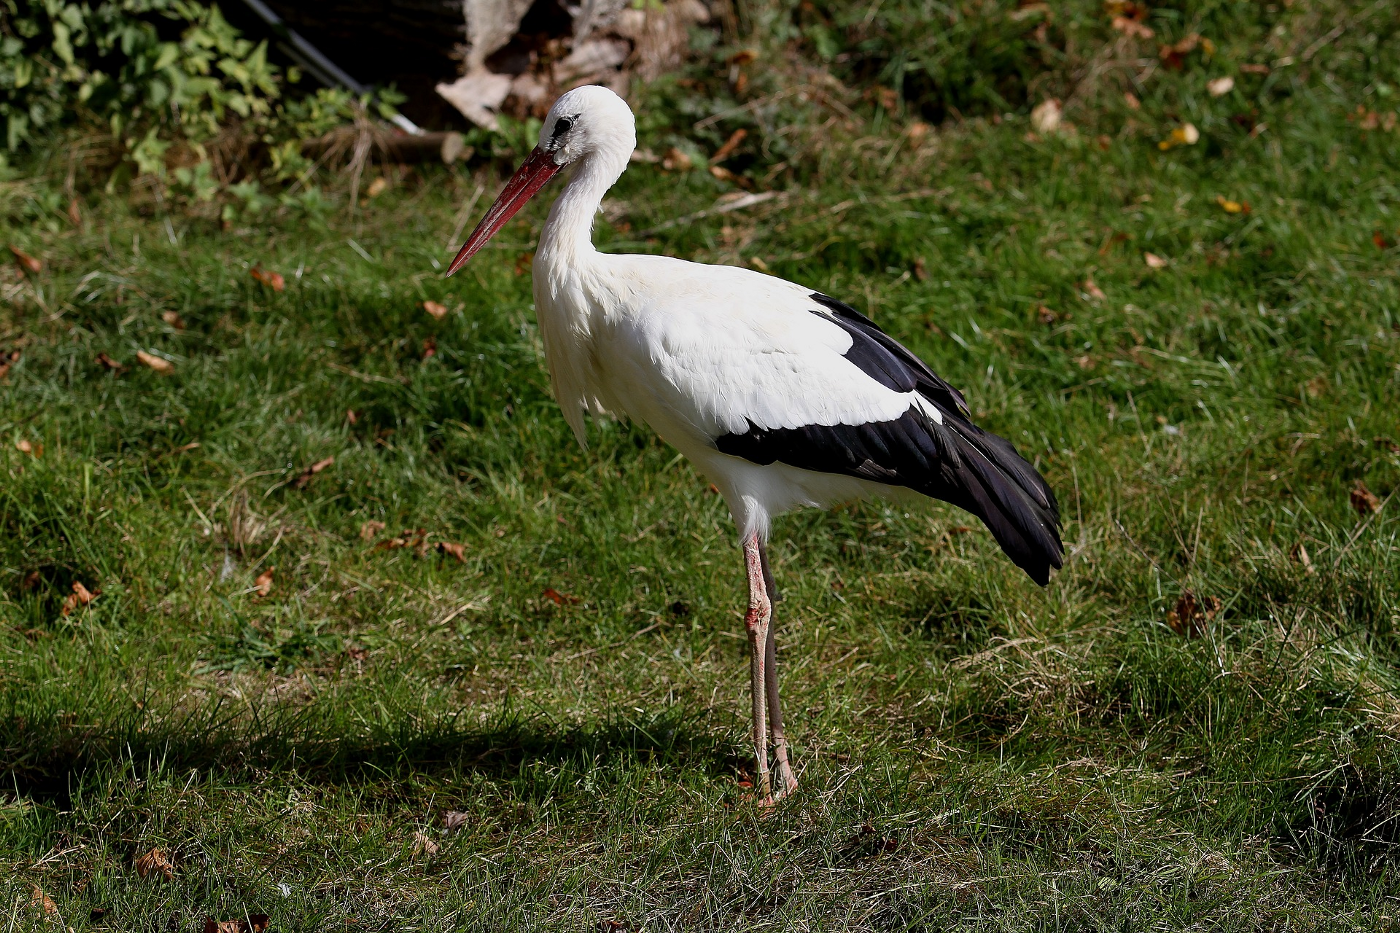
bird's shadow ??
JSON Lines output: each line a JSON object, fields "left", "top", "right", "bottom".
{"left": 5, "top": 698, "right": 744, "bottom": 807}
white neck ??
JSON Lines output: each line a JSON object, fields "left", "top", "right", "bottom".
{"left": 536, "top": 146, "right": 627, "bottom": 272}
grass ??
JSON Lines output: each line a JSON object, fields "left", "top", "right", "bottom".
{"left": 3, "top": 2, "right": 1400, "bottom": 928}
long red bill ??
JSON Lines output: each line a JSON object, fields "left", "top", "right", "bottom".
{"left": 446, "top": 147, "right": 562, "bottom": 276}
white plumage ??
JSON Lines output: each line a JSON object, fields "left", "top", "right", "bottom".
{"left": 449, "top": 85, "right": 1063, "bottom": 804}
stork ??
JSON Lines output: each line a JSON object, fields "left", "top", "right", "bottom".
{"left": 447, "top": 86, "right": 1063, "bottom": 804}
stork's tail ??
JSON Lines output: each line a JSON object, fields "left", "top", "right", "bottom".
{"left": 925, "top": 418, "right": 1063, "bottom": 586}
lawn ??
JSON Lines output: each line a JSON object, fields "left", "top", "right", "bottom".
{"left": 3, "top": 2, "right": 1400, "bottom": 929}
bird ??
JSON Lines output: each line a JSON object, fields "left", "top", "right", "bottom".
{"left": 447, "top": 85, "right": 1063, "bottom": 804}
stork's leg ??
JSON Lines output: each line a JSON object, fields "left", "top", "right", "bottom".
{"left": 760, "top": 543, "right": 798, "bottom": 799}
{"left": 742, "top": 532, "right": 773, "bottom": 803}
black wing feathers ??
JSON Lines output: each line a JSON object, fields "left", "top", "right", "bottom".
{"left": 715, "top": 293, "right": 1064, "bottom": 585}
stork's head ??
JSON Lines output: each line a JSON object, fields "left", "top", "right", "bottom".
{"left": 446, "top": 86, "right": 636, "bottom": 276}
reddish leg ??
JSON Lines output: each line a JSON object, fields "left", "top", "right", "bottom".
{"left": 742, "top": 533, "right": 773, "bottom": 803}
{"left": 760, "top": 543, "right": 798, "bottom": 799}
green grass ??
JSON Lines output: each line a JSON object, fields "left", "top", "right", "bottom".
{"left": 4, "top": 5, "right": 1400, "bottom": 929}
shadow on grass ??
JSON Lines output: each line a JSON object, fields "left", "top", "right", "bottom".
{"left": 3, "top": 698, "right": 742, "bottom": 805}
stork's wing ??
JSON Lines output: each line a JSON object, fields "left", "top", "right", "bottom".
{"left": 618, "top": 265, "right": 1063, "bottom": 584}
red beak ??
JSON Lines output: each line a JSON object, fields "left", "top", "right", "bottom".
{"left": 446, "top": 147, "right": 562, "bottom": 276}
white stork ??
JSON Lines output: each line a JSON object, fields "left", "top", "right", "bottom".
{"left": 447, "top": 86, "right": 1063, "bottom": 804}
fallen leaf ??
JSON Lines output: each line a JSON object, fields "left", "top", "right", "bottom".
{"left": 253, "top": 567, "right": 274, "bottom": 598}
{"left": 905, "top": 121, "right": 931, "bottom": 143}
{"left": 134, "top": 848, "right": 174, "bottom": 880}
{"left": 1351, "top": 481, "right": 1381, "bottom": 517}
{"left": 412, "top": 831, "right": 440, "bottom": 856}
{"left": 1143, "top": 252, "right": 1168, "bottom": 269}
{"left": 1291, "top": 542, "right": 1314, "bottom": 574}
{"left": 1166, "top": 591, "right": 1220, "bottom": 638}
{"left": 60, "top": 580, "right": 99, "bottom": 616}
{"left": 1030, "top": 99, "right": 1062, "bottom": 135}
{"left": 360, "top": 520, "right": 386, "bottom": 541}
{"left": 202, "top": 915, "right": 269, "bottom": 933}
{"left": 1239, "top": 63, "right": 1270, "bottom": 75}
{"left": 422, "top": 336, "right": 437, "bottom": 359}
{"left": 0, "top": 349, "right": 18, "bottom": 379}
{"left": 96, "top": 352, "right": 125, "bottom": 373}
{"left": 443, "top": 811, "right": 471, "bottom": 831}
{"left": 161, "top": 310, "right": 186, "bottom": 329}
{"left": 1036, "top": 305, "right": 1061, "bottom": 326}
{"left": 542, "top": 587, "right": 581, "bottom": 606}
{"left": 728, "top": 48, "right": 758, "bottom": 66}
{"left": 1111, "top": 15, "right": 1154, "bottom": 40}
{"left": 436, "top": 541, "right": 467, "bottom": 563}
{"left": 661, "top": 147, "right": 693, "bottom": 171}
{"left": 366, "top": 177, "right": 388, "bottom": 198}
{"left": 709, "top": 164, "right": 741, "bottom": 184}
{"left": 30, "top": 885, "right": 57, "bottom": 916}
{"left": 15, "top": 437, "right": 42, "bottom": 457}
{"left": 1123, "top": 91, "right": 1141, "bottom": 110}
{"left": 422, "top": 300, "right": 448, "bottom": 319}
{"left": 1375, "top": 230, "right": 1394, "bottom": 250}
{"left": 1304, "top": 375, "right": 1328, "bottom": 398}
{"left": 136, "top": 350, "right": 174, "bottom": 374}
{"left": 292, "top": 456, "right": 335, "bottom": 489}
{"left": 1158, "top": 32, "right": 1201, "bottom": 70}
{"left": 1207, "top": 75, "right": 1235, "bottom": 96}
{"left": 346, "top": 408, "right": 359, "bottom": 425}
{"left": 710, "top": 128, "right": 748, "bottom": 164}
{"left": 912, "top": 258, "right": 928, "bottom": 281}
{"left": 377, "top": 528, "right": 429, "bottom": 556}
{"left": 9, "top": 244, "right": 41, "bottom": 274}
{"left": 1215, "top": 195, "right": 1249, "bottom": 214}
{"left": 250, "top": 266, "right": 285, "bottom": 292}
{"left": 1158, "top": 123, "right": 1200, "bottom": 150}
{"left": 1082, "top": 279, "right": 1107, "bottom": 301}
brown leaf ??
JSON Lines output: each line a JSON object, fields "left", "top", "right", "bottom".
{"left": 436, "top": 541, "right": 467, "bottom": 563}
{"left": 15, "top": 437, "right": 42, "bottom": 457}
{"left": 1111, "top": 16, "right": 1154, "bottom": 40}
{"left": 161, "top": 310, "right": 186, "bottom": 330}
{"left": 30, "top": 885, "right": 57, "bottom": 916}
{"left": 422, "top": 336, "right": 437, "bottom": 359}
{"left": 1304, "top": 375, "right": 1328, "bottom": 398}
{"left": 134, "top": 847, "right": 174, "bottom": 880}
{"left": 0, "top": 349, "right": 18, "bottom": 379}
{"left": 1375, "top": 230, "right": 1393, "bottom": 250}
{"left": 136, "top": 350, "right": 174, "bottom": 374}
{"left": 377, "top": 528, "right": 429, "bottom": 556}
{"left": 1207, "top": 75, "right": 1235, "bottom": 97}
{"left": 292, "top": 456, "right": 335, "bottom": 489}
{"left": 250, "top": 266, "right": 285, "bottom": 292}
{"left": 1036, "top": 305, "right": 1060, "bottom": 326}
{"left": 1123, "top": 91, "right": 1141, "bottom": 110}
{"left": 728, "top": 48, "right": 758, "bottom": 66}
{"left": 202, "top": 915, "right": 269, "bottom": 933}
{"left": 1291, "top": 542, "right": 1314, "bottom": 574}
{"left": 1166, "top": 591, "right": 1220, "bottom": 638}
{"left": 412, "top": 831, "right": 440, "bottom": 856}
{"left": 443, "top": 810, "right": 471, "bottom": 831}
{"left": 422, "top": 300, "right": 448, "bottom": 320}
{"left": 912, "top": 258, "right": 929, "bottom": 281}
{"left": 661, "top": 147, "right": 693, "bottom": 172}
{"left": 96, "top": 352, "right": 126, "bottom": 373}
{"left": 1082, "top": 279, "right": 1107, "bottom": 301}
{"left": 366, "top": 176, "right": 388, "bottom": 198}
{"left": 346, "top": 408, "right": 359, "bottom": 425}
{"left": 360, "top": 520, "right": 386, "bottom": 541}
{"left": 1351, "top": 481, "right": 1381, "bottom": 517}
{"left": 253, "top": 567, "right": 275, "bottom": 598}
{"left": 542, "top": 587, "right": 581, "bottom": 606}
{"left": 1143, "top": 252, "right": 1168, "bottom": 269}
{"left": 1158, "top": 32, "right": 1200, "bottom": 70}
{"left": 1239, "top": 63, "right": 1270, "bottom": 75}
{"left": 709, "top": 165, "right": 745, "bottom": 186}
{"left": 710, "top": 128, "right": 748, "bottom": 164}
{"left": 9, "top": 244, "right": 41, "bottom": 274}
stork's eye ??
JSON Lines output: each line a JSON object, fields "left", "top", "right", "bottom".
{"left": 552, "top": 116, "right": 574, "bottom": 138}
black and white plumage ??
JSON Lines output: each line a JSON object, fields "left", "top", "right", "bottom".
{"left": 447, "top": 85, "right": 1064, "bottom": 804}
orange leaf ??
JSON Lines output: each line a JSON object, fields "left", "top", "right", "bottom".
{"left": 1375, "top": 230, "right": 1394, "bottom": 250}
{"left": 250, "top": 266, "right": 285, "bottom": 291}
{"left": 253, "top": 567, "right": 274, "bottom": 598}
{"left": 422, "top": 300, "right": 448, "bottom": 319}
{"left": 542, "top": 587, "right": 580, "bottom": 606}
{"left": 136, "top": 350, "right": 174, "bottom": 374}
{"left": 15, "top": 437, "right": 42, "bottom": 457}
{"left": 8, "top": 244, "right": 41, "bottom": 274}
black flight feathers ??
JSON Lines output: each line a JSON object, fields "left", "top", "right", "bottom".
{"left": 714, "top": 293, "right": 1064, "bottom": 585}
